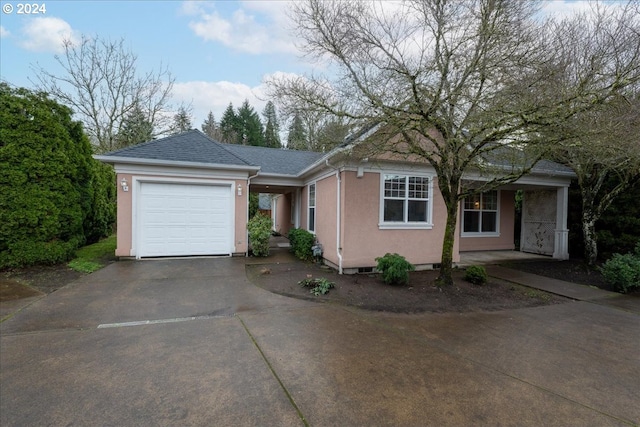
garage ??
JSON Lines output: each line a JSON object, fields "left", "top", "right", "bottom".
{"left": 137, "top": 182, "right": 233, "bottom": 257}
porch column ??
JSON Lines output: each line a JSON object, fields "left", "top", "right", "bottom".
{"left": 553, "top": 186, "right": 570, "bottom": 260}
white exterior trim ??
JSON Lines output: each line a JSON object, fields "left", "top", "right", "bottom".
{"left": 460, "top": 190, "right": 502, "bottom": 238}
{"left": 378, "top": 171, "right": 434, "bottom": 230}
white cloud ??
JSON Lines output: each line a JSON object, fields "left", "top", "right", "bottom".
{"left": 183, "top": 0, "right": 298, "bottom": 55}
{"left": 19, "top": 17, "right": 79, "bottom": 53}
{"left": 0, "top": 26, "right": 10, "bottom": 38}
{"left": 172, "top": 71, "right": 305, "bottom": 128}
{"left": 171, "top": 79, "right": 268, "bottom": 127}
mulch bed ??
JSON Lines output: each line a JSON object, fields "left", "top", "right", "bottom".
{"left": 247, "top": 260, "right": 569, "bottom": 314}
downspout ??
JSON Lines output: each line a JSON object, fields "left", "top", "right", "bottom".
{"left": 325, "top": 159, "right": 343, "bottom": 274}
{"left": 245, "top": 170, "right": 260, "bottom": 257}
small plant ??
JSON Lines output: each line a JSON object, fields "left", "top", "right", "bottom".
{"left": 464, "top": 265, "right": 488, "bottom": 285}
{"left": 298, "top": 276, "right": 335, "bottom": 296}
{"left": 247, "top": 213, "right": 272, "bottom": 257}
{"left": 600, "top": 243, "right": 640, "bottom": 293}
{"left": 375, "top": 253, "right": 415, "bottom": 286}
{"left": 287, "top": 228, "right": 315, "bottom": 261}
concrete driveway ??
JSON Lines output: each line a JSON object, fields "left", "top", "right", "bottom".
{"left": 1, "top": 258, "right": 638, "bottom": 426}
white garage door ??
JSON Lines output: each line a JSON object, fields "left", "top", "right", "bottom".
{"left": 138, "top": 182, "right": 232, "bottom": 257}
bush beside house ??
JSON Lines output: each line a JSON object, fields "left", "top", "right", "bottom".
{"left": 0, "top": 84, "right": 115, "bottom": 268}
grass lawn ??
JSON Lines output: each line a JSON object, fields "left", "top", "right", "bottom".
{"left": 67, "top": 235, "right": 117, "bottom": 273}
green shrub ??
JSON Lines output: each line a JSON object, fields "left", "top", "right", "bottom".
{"left": 464, "top": 265, "right": 488, "bottom": 285}
{"left": 0, "top": 84, "right": 116, "bottom": 269}
{"left": 287, "top": 228, "right": 315, "bottom": 261}
{"left": 298, "top": 277, "right": 335, "bottom": 296}
{"left": 600, "top": 243, "right": 640, "bottom": 293}
{"left": 375, "top": 253, "right": 415, "bottom": 286}
{"left": 247, "top": 213, "right": 272, "bottom": 257}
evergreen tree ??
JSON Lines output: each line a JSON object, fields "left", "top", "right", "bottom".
{"left": 115, "top": 104, "right": 153, "bottom": 148}
{"left": 201, "top": 110, "right": 222, "bottom": 140}
{"left": 314, "top": 119, "right": 349, "bottom": 152}
{"left": 0, "top": 83, "right": 115, "bottom": 267}
{"left": 262, "top": 101, "right": 281, "bottom": 148}
{"left": 219, "top": 103, "right": 240, "bottom": 144}
{"left": 172, "top": 106, "right": 193, "bottom": 134}
{"left": 286, "top": 114, "right": 307, "bottom": 150}
{"left": 237, "top": 99, "right": 265, "bottom": 146}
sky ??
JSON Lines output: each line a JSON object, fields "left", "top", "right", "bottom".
{"left": 0, "top": 0, "right": 600, "bottom": 129}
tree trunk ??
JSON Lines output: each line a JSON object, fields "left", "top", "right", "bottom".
{"left": 437, "top": 195, "right": 459, "bottom": 286}
{"left": 582, "top": 208, "right": 598, "bottom": 266}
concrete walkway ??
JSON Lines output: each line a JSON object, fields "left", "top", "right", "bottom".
{"left": 1, "top": 257, "right": 639, "bottom": 426}
{"left": 486, "top": 265, "right": 640, "bottom": 314}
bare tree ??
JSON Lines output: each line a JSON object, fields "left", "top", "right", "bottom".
{"left": 551, "top": 94, "right": 640, "bottom": 265}
{"left": 32, "top": 36, "right": 175, "bottom": 153}
{"left": 268, "top": 0, "right": 640, "bottom": 285}
{"left": 539, "top": 4, "right": 640, "bottom": 266}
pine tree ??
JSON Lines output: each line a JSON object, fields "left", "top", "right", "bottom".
{"left": 219, "top": 103, "right": 240, "bottom": 144}
{"left": 201, "top": 111, "right": 222, "bottom": 140}
{"left": 115, "top": 104, "right": 153, "bottom": 148}
{"left": 314, "top": 119, "right": 349, "bottom": 152}
{"left": 237, "top": 99, "right": 265, "bottom": 146}
{"left": 286, "top": 114, "right": 307, "bottom": 150}
{"left": 172, "top": 106, "right": 192, "bottom": 134}
{"left": 262, "top": 101, "right": 281, "bottom": 148}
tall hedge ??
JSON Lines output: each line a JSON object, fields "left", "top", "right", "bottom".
{"left": 0, "top": 83, "right": 115, "bottom": 268}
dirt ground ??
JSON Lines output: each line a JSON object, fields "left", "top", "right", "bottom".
{"left": 0, "top": 265, "right": 86, "bottom": 301}
{"left": 246, "top": 260, "right": 569, "bottom": 314}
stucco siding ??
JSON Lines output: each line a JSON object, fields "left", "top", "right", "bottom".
{"left": 114, "top": 173, "right": 247, "bottom": 257}
{"left": 273, "top": 193, "right": 293, "bottom": 235}
{"left": 339, "top": 171, "right": 458, "bottom": 269}
{"left": 115, "top": 173, "right": 133, "bottom": 257}
{"left": 314, "top": 174, "right": 339, "bottom": 266}
{"left": 459, "top": 190, "right": 516, "bottom": 252}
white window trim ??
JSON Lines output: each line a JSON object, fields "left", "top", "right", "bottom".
{"left": 461, "top": 190, "right": 501, "bottom": 237}
{"left": 308, "top": 182, "right": 316, "bottom": 234}
{"left": 378, "top": 173, "right": 434, "bottom": 230}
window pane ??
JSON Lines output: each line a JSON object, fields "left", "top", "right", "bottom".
{"left": 309, "top": 207, "right": 315, "bottom": 231}
{"left": 384, "top": 199, "right": 404, "bottom": 221}
{"left": 463, "top": 211, "right": 480, "bottom": 232}
{"left": 481, "top": 212, "right": 497, "bottom": 232}
{"left": 465, "top": 194, "right": 480, "bottom": 210}
{"left": 408, "top": 200, "right": 427, "bottom": 222}
{"left": 408, "top": 177, "right": 429, "bottom": 199}
{"left": 309, "top": 184, "right": 316, "bottom": 206}
{"left": 384, "top": 175, "right": 405, "bottom": 198}
{"left": 482, "top": 191, "right": 497, "bottom": 210}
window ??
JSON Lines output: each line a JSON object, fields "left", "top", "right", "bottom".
{"left": 380, "top": 174, "right": 432, "bottom": 228}
{"left": 308, "top": 183, "right": 316, "bottom": 233}
{"left": 462, "top": 190, "right": 499, "bottom": 235}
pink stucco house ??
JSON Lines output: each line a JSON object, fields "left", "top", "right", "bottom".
{"left": 97, "top": 129, "right": 573, "bottom": 273}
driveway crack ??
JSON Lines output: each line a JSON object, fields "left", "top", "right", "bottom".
{"left": 237, "top": 315, "right": 309, "bottom": 427}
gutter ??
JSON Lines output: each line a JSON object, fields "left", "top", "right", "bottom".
{"left": 94, "top": 155, "right": 260, "bottom": 173}
{"left": 325, "top": 159, "right": 343, "bottom": 274}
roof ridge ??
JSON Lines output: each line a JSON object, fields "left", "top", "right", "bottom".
{"left": 191, "top": 129, "right": 255, "bottom": 166}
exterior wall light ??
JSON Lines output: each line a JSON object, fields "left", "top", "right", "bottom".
{"left": 120, "top": 177, "right": 129, "bottom": 192}
{"left": 237, "top": 184, "right": 242, "bottom": 196}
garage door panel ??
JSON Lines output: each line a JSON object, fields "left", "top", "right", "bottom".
{"left": 138, "top": 183, "right": 233, "bottom": 257}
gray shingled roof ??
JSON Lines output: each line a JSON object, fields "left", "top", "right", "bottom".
{"left": 101, "top": 129, "right": 573, "bottom": 178}
{"left": 101, "top": 129, "right": 325, "bottom": 176}
{"left": 222, "top": 143, "right": 324, "bottom": 175}
{"left": 101, "top": 130, "right": 253, "bottom": 167}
